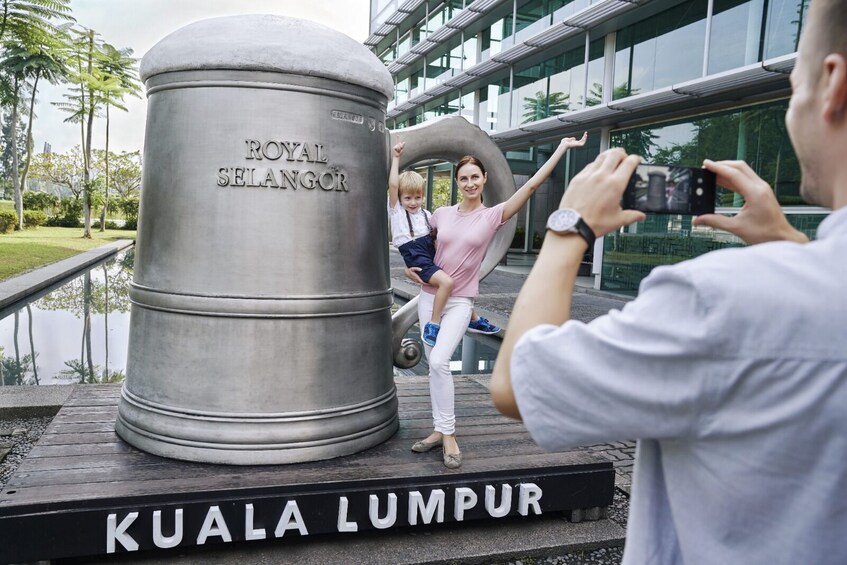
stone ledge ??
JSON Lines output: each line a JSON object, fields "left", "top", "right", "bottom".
{"left": 0, "top": 385, "right": 74, "bottom": 419}
{"left": 0, "top": 239, "right": 134, "bottom": 312}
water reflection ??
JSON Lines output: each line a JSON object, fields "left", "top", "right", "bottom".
{"left": 0, "top": 252, "right": 499, "bottom": 385}
{"left": 0, "top": 251, "right": 134, "bottom": 385}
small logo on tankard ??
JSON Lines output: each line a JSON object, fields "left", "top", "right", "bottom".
{"left": 330, "top": 110, "right": 364, "bottom": 125}
{"left": 377, "top": 122, "right": 385, "bottom": 133}
{"left": 368, "top": 117, "right": 376, "bottom": 132}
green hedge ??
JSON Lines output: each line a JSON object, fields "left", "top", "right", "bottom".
{"left": 23, "top": 191, "right": 59, "bottom": 212}
{"left": 0, "top": 209, "right": 16, "bottom": 233}
{"left": 23, "top": 210, "right": 47, "bottom": 228}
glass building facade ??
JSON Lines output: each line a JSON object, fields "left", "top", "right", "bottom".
{"left": 368, "top": 0, "right": 821, "bottom": 293}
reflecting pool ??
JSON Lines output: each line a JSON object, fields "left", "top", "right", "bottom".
{"left": 0, "top": 250, "right": 498, "bottom": 385}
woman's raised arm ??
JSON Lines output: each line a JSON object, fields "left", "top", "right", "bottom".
{"left": 500, "top": 133, "right": 588, "bottom": 222}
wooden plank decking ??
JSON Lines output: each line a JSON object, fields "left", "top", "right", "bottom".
{"left": 0, "top": 378, "right": 614, "bottom": 563}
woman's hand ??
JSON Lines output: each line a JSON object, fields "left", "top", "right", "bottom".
{"left": 560, "top": 148, "right": 646, "bottom": 237}
{"left": 693, "top": 159, "right": 809, "bottom": 244}
{"left": 560, "top": 132, "right": 588, "bottom": 151}
{"left": 404, "top": 266, "right": 424, "bottom": 285}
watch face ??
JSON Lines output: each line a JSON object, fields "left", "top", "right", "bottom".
{"left": 548, "top": 209, "right": 579, "bottom": 232}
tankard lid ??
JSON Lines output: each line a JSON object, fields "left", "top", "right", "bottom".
{"left": 140, "top": 14, "right": 394, "bottom": 99}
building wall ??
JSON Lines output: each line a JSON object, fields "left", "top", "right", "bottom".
{"left": 368, "top": 0, "right": 822, "bottom": 292}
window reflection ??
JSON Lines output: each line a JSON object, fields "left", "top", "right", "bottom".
{"left": 708, "top": 0, "right": 765, "bottom": 74}
{"left": 763, "top": 0, "right": 809, "bottom": 59}
{"left": 512, "top": 42, "right": 586, "bottom": 125}
{"left": 614, "top": 0, "right": 708, "bottom": 99}
{"left": 605, "top": 99, "right": 816, "bottom": 292}
{"left": 478, "top": 78, "right": 511, "bottom": 133}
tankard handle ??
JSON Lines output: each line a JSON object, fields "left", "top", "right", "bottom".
{"left": 388, "top": 116, "right": 517, "bottom": 368}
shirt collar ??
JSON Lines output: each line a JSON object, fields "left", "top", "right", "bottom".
{"left": 815, "top": 206, "right": 847, "bottom": 240}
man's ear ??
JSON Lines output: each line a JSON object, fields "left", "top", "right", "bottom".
{"left": 822, "top": 53, "right": 847, "bottom": 123}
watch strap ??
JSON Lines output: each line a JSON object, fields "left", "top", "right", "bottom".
{"left": 574, "top": 217, "right": 596, "bottom": 249}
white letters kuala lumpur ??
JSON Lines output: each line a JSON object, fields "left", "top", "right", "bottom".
{"left": 104, "top": 483, "right": 542, "bottom": 553}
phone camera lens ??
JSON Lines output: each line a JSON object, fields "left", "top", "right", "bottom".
{"left": 696, "top": 188, "right": 704, "bottom": 196}
{"left": 697, "top": 177, "right": 703, "bottom": 184}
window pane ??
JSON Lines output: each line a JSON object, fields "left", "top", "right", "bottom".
{"left": 512, "top": 43, "right": 585, "bottom": 125}
{"left": 481, "top": 17, "right": 508, "bottom": 59}
{"left": 605, "top": 99, "right": 811, "bottom": 292}
{"left": 763, "top": 0, "right": 809, "bottom": 59}
{"left": 708, "top": 0, "right": 765, "bottom": 74}
{"left": 478, "top": 79, "right": 511, "bottom": 133}
{"left": 614, "top": 0, "right": 708, "bottom": 99}
{"left": 460, "top": 90, "right": 474, "bottom": 122}
{"left": 585, "top": 38, "right": 605, "bottom": 106}
{"left": 463, "top": 35, "right": 478, "bottom": 69}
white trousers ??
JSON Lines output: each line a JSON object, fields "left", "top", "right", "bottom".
{"left": 417, "top": 291, "right": 473, "bottom": 435}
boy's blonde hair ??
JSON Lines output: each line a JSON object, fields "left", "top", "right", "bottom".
{"left": 398, "top": 170, "right": 425, "bottom": 197}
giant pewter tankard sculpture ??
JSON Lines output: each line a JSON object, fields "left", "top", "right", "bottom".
{"left": 116, "top": 15, "right": 516, "bottom": 465}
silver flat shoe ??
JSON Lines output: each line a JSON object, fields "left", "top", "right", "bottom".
{"left": 443, "top": 448, "right": 462, "bottom": 469}
{"left": 411, "top": 437, "right": 443, "bottom": 453}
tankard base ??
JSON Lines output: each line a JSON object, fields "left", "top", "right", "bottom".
{"left": 115, "top": 386, "right": 399, "bottom": 465}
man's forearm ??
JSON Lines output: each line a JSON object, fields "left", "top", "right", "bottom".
{"left": 491, "top": 232, "right": 587, "bottom": 419}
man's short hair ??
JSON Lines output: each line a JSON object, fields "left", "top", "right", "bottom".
{"left": 398, "top": 171, "right": 425, "bottom": 197}
{"left": 810, "top": 1, "right": 847, "bottom": 62}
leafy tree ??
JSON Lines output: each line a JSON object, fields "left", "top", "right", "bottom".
{"left": 522, "top": 90, "right": 569, "bottom": 124}
{"left": 430, "top": 177, "right": 452, "bottom": 210}
{"left": 101, "top": 149, "right": 140, "bottom": 197}
{"left": 95, "top": 43, "right": 140, "bottom": 231}
{"left": 1, "top": 352, "right": 35, "bottom": 384}
{"left": 0, "top": 0, "right": 72, "bottom": 228}
{"left": 22, "top": 188, "right": 56, "bottom": 210}
{"left": 28, "top": 144, "right": 84, "bottom": 197}
{"left": 0, "top": 41, "right": 32, "bottom": 229}
{"left": 16, "top": 27, "right": 71, "bottom": 212}
{"left": 0, "top": 98, "right": 26, "bottom": 198}
{"left": 53, "top": 26, "right": 109, "bottom": 238}
{"left": 0, "top": 0, "right": 72, "bottom": 44}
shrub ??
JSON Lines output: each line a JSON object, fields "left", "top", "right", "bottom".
{"left": 0, "top": 209, "right": 16, "bottom": 233}
{"left": 45, "top": 197, "right": 83, "bottom": 228}
{"left": 23, "top": 210, "right": 47, "bottom": 228}
{"left": 115, "top": 196, "right": 139, "bottom": 229}
{"left": 510, "top": 226, "right": 526, "bottom": 249}
{"left": 23, "top": 191, "right": 59, "bottom": 212}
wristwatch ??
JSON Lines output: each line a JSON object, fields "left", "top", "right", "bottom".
{"left": 546, "top": 208, "right": 596, "bottom": 248}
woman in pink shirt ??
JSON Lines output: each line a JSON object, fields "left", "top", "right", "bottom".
{"left": 406, "top": 133, "right": 588, "bottom": 469}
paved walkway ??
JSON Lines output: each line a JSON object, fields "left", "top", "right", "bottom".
{"left": 389, "top": 248, "right": 638, "bottom": 493}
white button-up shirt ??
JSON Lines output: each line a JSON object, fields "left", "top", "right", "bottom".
{"left": 513, "top": 207, "right": 847, "bottom": 565}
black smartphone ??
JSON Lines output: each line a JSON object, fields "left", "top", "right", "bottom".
{"left": 623, "top": 164, "right": 716, "bottom": 215}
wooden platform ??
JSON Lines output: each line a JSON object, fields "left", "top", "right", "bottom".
{"left": 0, "top": 378, "right": 614, "bottom": 563}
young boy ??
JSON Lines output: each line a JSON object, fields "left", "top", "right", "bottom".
{"left": 389, "top": 141, "right": 453, "bottom": 346}
{"left": 388, "top": 142, "right": 502, "bottom": 346}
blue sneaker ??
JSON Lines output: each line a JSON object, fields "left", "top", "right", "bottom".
{"left": 422, "top": 322, "right": 440, "bottom": 346}
{"left": 467, "top": 316, "right": 501, "bottom": 335}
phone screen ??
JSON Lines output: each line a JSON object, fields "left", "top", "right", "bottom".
{"left": 623, "top": 164, "right": 716, "bottom": 215}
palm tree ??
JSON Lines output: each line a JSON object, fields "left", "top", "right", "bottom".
{"left": 53, "top": 26, "right": 107, "bottom": 238}
{"left": 0, "top": 43, "right": 30, "bottom": 229}
{"left": 522, "top": 90, "right": 569, "bottom": 124}
{"left": 17, "top": 28, "right": 71, "bottom": 207}
{"left": 96, "top": 43, "right": 140, "bottom": 231}
{"left": 0, "top": 0, "right": 72, "bottom": 44}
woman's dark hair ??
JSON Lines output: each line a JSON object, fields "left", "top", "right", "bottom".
{"left": 455, "top": 155, "right": 486, "bottom": 179}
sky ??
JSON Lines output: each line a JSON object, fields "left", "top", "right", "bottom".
{"left": 32, "top": 0, "right": 372, "bottom": 156}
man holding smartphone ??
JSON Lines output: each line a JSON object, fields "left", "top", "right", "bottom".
{"left": 491, "top": 1, "right": 847, "bottom": 563}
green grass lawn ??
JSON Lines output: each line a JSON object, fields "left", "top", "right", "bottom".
{"left": 0, "top": 199, "right": 13, "bottom": 211}
{"left": 0, "top": 226, "right": 136, "bottom": 282}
